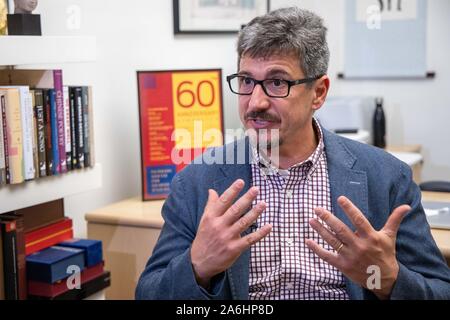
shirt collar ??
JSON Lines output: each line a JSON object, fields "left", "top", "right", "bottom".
{"left": 250, "top": 117, "right": 325, "bottom": 177}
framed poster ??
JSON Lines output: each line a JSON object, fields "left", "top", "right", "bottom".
{"left": 137, "top": 69, "right": 224, "bottom": 200}
{"left": 173, "top": 0, "right": 270, "bottom": 34}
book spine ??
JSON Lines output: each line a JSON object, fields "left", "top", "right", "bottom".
{"left": 87, "top": 87, "right": 95, "bottom": 167}
{"left": 19, "top": 87, "right": 35, "bottom": 180}
{"left": 1, "top": 94, "right": 10, "bottom": 184}
{"left": 53, "top": 70, "right": 67, "bottom": 173}
{"left": 74, "top": 87, "right": 84, "bottom": 169}
{"left": 49, "top": 89, "right": 60, "bottom": 175}
{"left": 0, "top": 93, "right": 6, "bottom": 185}
{"left": 81, "top": 87, "right": 90, "bottom": 168}
{"left": 63, "top": 86, "right": 72, "bottom": 171}
{"left": 25, "top": 229, "right": 73, "bottom": 256}
{"left": 30, "top": 91, "right": 39, "bottom": 179}
{"left": 4, "top": 89, "right": 24, "bottom": 184}
{"left": 44, "top": 90, "right": 54, "bottom": 176}
{"left": 69, "top": 88, "right": 78, "bottom": 169}
{"left": 0, "top": 220, "right": 19, "bottom": 300}
{"left": 34, "top": 90, "right": 47, "bottom": 177}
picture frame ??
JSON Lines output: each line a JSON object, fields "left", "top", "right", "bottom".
{"left": 173, "top": 0, "right": 270, "bottom": 34}
{"left": 137, "top": 69, "right": 224, "bottom": 200}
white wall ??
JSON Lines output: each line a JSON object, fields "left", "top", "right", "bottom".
{"left": 33, "top": 0, "right": 450, "bottom": 237}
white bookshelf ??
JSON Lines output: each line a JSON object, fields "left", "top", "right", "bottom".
{"left": 0, "top": 164, "right": 102, "bottom": 214}
{"left": 0, "top": 36, "right": 96, "bottom": 66}
{"left": 0, "top": 35, "right": 100, "bottom": 214}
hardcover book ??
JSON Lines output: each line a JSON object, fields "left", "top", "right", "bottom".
{"left": 25, "top": 217, "right": 73, "bottom": 255}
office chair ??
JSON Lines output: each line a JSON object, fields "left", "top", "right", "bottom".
{"left": 419, "top": 181, "right": 450, "bottom": 193}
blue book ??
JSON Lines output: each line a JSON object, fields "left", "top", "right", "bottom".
{"left": 26, "top": 246, "right": 85, "bottom": 284}
{"left": 48, "top": 89, "right": 60, "bottom": 174}
{"left": 59, "top": 238, "right": 103, "bottom": 267}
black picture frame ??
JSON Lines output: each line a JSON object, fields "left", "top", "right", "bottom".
{"left": 173, "top": 0, "right": 270, "bottom": 34}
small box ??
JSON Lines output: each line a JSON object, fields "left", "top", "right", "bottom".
{"left": 59, "top": 238, "right": 103, "bottom": 267}
{"left": 26, "top": 246, "right": 85, "bottom": 283}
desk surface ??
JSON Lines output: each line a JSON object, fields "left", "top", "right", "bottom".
{"left": 85, "top": 192, "right": 450, "bottom": 259}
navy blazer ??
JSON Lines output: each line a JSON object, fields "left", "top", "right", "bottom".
{"left": 136, "top": 128, "right": 450, "bottom": 300}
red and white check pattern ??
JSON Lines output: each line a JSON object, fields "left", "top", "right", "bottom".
{"left": 249, "top": 119, "right": 349, "bottom": 300}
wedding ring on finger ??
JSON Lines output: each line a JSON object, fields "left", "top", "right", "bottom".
{"left": 336, "top": 242, "right": 344, "bottom": 254}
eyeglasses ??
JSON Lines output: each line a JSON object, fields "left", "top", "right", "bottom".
{"left": 226, "top": 74, "right": 322, "bottom": 98}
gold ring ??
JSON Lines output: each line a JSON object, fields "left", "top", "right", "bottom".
{"left": 336, "top": 243, "right": 344, "bottom": 253}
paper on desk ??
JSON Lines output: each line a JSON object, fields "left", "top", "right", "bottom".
{"left": 425, "top": 207, "right": 450, "bottom": 217}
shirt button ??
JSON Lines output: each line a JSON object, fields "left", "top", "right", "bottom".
{"left": 286, "top": 238, "right": 294, "bottom": 246}
{"left": 286, "top": 190, "right": 293, "bottom": 198}
{"left": 286, "top": 283, "right": 294, "bottom": 290}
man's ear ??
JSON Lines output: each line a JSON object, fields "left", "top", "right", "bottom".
{"left": 311, "top": 75, "right": 330, "bottom": 111}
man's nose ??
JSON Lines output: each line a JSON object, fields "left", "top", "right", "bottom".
{"left": 248, "top": 84, "right": 270, "bottom": 111}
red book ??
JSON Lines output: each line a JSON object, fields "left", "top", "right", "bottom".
{"left": 28, "top": 262, "right": 104, "bottom": 298}
{"left": 25, "top": 218, "right": 73, "bottom": 255}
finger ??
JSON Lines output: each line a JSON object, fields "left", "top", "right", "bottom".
{"left": 204, "top": 189, "right": 219, "bottom": 213}
{"left": 211, "top": 179, "right": 246, "bottom": 217}
{"left": 309, "top": 218, "right": 347, "bottom": 252}
{"left": 337, "top": 196, "right": 375, "bottom": 237}
{"left": 222, "top": 186, "right": 259, "bottom": 225}
{"left": 237, "top": 224, "right": 272, "bottom": 252}
{"left": 231, "top": 201, "right": 266, "bottom": 234}
{"left": 305, "top": 239, "right": 340, "bottom": 267}
{"left": 382, "top": 205, "right": 411, "bottom": 238}
{"left": 314, "top": 207, "right": 355, "bottom": 245}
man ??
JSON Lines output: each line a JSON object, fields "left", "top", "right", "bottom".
{"left": 13, "top": 0, "right": 38, "bottom": 14}
{"left": 136, "top": 7, "right": 450, "bottom": 300}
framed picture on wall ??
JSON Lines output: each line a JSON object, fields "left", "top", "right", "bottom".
{"left": 173, "top": 0, "right": 270, "bottom": 34}
{"left": 137, "top": 69, "right": 224, "bottom": 200}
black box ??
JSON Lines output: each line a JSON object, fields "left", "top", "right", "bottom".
{"left": 7, "top": 14, "right": 42, "bottom": 36}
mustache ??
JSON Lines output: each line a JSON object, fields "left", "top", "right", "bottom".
{"left": 244, "top": 111, "right": 280, "bottom": 122}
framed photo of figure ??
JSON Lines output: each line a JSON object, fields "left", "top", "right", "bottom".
{"left": 173, "top": 0, "right": 270, "bottom": 34}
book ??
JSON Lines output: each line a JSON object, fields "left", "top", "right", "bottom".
{"left": 63, "top": 86, "right": 72, "bottom": 171}
{"left": 69, "top": 87, "right": 78, "bottom": 169}
{"left": 30, "top": 90, "right": 39, "bottom": 179}
{"left": 1, "top": 86, "right": 35, "bottom": 181}
{"left": 43, "top": 89, "right": 54, "bottom": 176}
{"left": 34, "top": 89, "right": 47, "bottom": 177}
{"left": 48, "top": 89, "right": 60, "bottom": 175}
{"left": 53, "top": 70, "right": 67, "bottom": 174}
{"left": 0, "top": 91, "right": 6, "bottom": 185}
{"left": 0, "top": 213, "right": 27, "bottom": 300}
{"left": 59, "top": 238, "right": 102, "bottom": 268}
{"left": 0, "top": 90, "right": 8, "bottom": 185}
{"left": 81, "top": 87, "right": 91, "bottom": 168}
{"left": 28, "top": 261, "right": 104, "bottom": 298}
{"left": 1, "top": 88, "right": 24, "bottom": 184}
{"left": 73, "top": 87, "right": 84, "bottom": 169}
{"left": 26, "top": 245, "right": 85, "bottom": 284}
{"left": 18, "top": 198, "right": 65, "bottom": 233}
{"left": 0, "top": 218, "right": 19, "bottom": 299}
{"left": 28, "top": 271, "right": 110, "bottom": 300}
{"left": 25, "top": 217, "right": 73, "bottom": 255}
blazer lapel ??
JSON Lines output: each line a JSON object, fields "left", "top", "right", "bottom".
{"left": 212, "top": 138, "right": 252, "bottom": 300}
{"left": 323, "top": 128, "right": 370, "bottom": 300}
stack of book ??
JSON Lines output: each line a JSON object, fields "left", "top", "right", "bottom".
{"left": 0, "top": 199, "right": 109, "bottom": 300}
{"left": 0, "top": 69, "right": 95, "bottom": 186}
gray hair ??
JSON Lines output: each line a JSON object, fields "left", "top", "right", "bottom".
{"left": 237, "top": 7, "right": 329, "bottom": 81}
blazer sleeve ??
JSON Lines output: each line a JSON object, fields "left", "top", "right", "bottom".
{"left": 135, "top": 172, "right": 228, "bottom": 300}
{"left": 389, "top": 163, "right": 450, "bottom": 299}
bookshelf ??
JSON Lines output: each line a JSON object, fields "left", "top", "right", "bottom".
{"left": 0, "top": 35, "right": 100, "bottom": 213}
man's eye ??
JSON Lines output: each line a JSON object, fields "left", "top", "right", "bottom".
{"left": 272, "top": 79, "right": 283, "bottom": 87}
{"left": 243, "top": 77, "right": 253, "bottom": 85}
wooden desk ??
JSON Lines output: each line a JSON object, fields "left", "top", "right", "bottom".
{"left": 86, "top": 191, "right": 450, "bottom": 299}
{"left": 422, "top": 192, "right": 450, "bottom": 265}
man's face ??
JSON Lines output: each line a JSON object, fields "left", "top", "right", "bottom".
{"left": 238, "top": 54, "right": 319, "bottom": 150}
{"left": 15, "top": 0, "right": 38, "bottom": 13}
